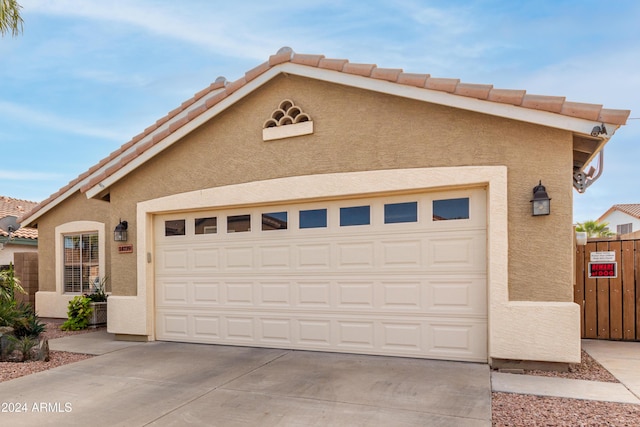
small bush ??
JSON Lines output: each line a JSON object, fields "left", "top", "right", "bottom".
{"left": 61, "top": 296, "right": 93, "bottom": 331}
{"left": 11, "top": 302, "right": 46, "bottom": 338}
{"left": 85, "top": 276, "right": 108, "bottom": 302}
{"left": 8, "top": 335, "right": 38, "bottom": 362}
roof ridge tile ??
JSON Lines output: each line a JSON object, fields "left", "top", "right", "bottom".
{"left": 598, "top": 109, "right": 631, "bottom": 125}
{"left": 521, "top": 94, "right": 565, "bottom": 113}
{"left": 269, "top": 50, "right": 293, "bottom": 66}
{"left": 186, "top": 104, "right": 207, "bottom": 121}
{"left": 168, "top": 116, "right": 190, "bottom": 133}
{"left": 205, "top": 91, "right": 228, "bottom": 108}
{"left": 318, "top": 58, "right": 349, "bottom": 71}
{"left": 224, "top": 77, "right": 247, "bottom": 96}
{"left": 488, "top": 88, "right": 526, "bottom": 106}
{"left": 245, "top": 61, "right": 270, "bottom": 82}
{"left": 561, "top": 101, "right": 602, "bottom": 121}
{"left": 371, "top": 67, "right": 403, "bottom": 82}
{"left": 292, "top": 53, "right": 325, "bottom": 67}
{"left": 343, "top": 62, "right": 376, "bottom": 77}
{"left": 455, "top": 83, "right": 493, "bottom": 100}
{"left": 397, "top": 72, "right": 430, "bottom": 87}
{"left": 425, "top": 77, "right": 460, "bottom": 93}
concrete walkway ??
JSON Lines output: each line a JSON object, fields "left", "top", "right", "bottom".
{"left": 492, "top": 340, "right": 640, "bottom": 404}
{"left": 582, "top": 339, "right": 640, "bottom": 400}
{"left": 48, "top": 329, "right": 145, "bottom": 355}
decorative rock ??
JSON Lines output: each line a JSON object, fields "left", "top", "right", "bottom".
{"left": 0, "top": 327, "right": 15, "bottom": 361}
{"left": 35, "top": 338, "right": 50, "bottom": 362}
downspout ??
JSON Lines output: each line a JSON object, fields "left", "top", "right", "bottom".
{"left": 573, "top": 123, "right": 618, "bottom": 193}
{"left": 573, "top": 150, "right": 604, "bottom": 193}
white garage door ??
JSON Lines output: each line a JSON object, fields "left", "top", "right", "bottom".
{"left": 154, "top": 188, "right": 487, "bottom": 361}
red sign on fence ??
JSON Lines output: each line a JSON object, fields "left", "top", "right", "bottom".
{"left": 588, "top": 262, "right": 617, "bottom": 278}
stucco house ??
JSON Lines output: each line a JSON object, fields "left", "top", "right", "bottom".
{"left": 597, "top": 204, "right": 640, "bottom": 236}
{"left": 20, "top": 48, "right": 630, "bottom": 366}
{"left": 0, "top": 196, "right": 38, "bottom": 267}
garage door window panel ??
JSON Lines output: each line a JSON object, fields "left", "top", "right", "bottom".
{"left": 228, "top": 215, "right": 251, "bottom": 233}
{"left": 432, "top": 198, "right": 469, "bottom": 221}
{"left": 165, "top": 219, "right": 186, "bottom": 236}
{"left": 195, "top": 217, "right": 217, "bottom": 234}
{"left": 340, "top": 206, "right": 370, "bottom": 226}
{"left": 299, "top": 209, "right": 327, "bottom": 229}
{"left": 384, "top": 202, "right": 418, "bottom": 224}
{"left": 262, "top": 211, "right": 288, "bottom": 231}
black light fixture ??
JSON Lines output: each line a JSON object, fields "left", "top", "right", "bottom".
{"left": 114, "top": 220, "right": 128, "bottom": 241}
{"left": 531, "top": 181, "right": 551, "bottom": 216}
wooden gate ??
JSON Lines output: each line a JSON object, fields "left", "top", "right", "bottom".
{"left": 574, "top": 239, "right": 640, "bottom": 340}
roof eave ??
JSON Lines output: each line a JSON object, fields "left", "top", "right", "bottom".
{"left": 84, "top": 62, "right": 623, "bottom": 199}
{"left": 20, "top": 185, "right": 82, "bottom": 227}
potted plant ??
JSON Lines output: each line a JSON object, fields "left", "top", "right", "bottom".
{"left": 61, "top": 276, "right": 108, "bottom": 330}
{"left": 86, "top": 276, "right": 108, "bottom": 327}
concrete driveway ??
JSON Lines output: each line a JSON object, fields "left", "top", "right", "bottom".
{"left": 0, "top": 341, "right": 490, "bottom": 426}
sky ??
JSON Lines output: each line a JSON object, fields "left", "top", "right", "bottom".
{"left": 0, "top": 0, "right": 638, "bottom": 223}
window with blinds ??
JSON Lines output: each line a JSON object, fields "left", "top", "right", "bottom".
{"left": 617, "top": 223, "right": 632, "bottom": 235}
{"left": 63, "top": 233, "right": 99, "bottom": 293}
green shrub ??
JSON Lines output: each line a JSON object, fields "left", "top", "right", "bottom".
{"left": 86, "top": 276, "right": 108, "bottom": 302}
{"left": 0, "top": 263, "right": 25, "bottom": 303}
{"left": 8, "top": 335, "right": 38, "bottom": 361}
{"left": 0, "top": 299, "right": 19, "bottom": 327}
{"left": 0, "top": 300, "right": 45, "bottom": 336}
{"left": 61, "top": 296, "right": 93, "bottom": 331}
{"left": 0, "top": 264, "right": 46, "bottom": 341}
{"left": 11, "top": 303, "right": 46, "bottom": 338}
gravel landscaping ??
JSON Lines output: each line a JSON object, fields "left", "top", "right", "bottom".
{"left": 492, "top": 393, "right": 640, "bottom": 426}
{"left": 0, "top": 321, "right": 101, "bottom": 383}
{"left": 1, "top": 322, "right": 637, "bottom": 425}
{"left": 492, "top": 350, "right": 640, "bottom": 426}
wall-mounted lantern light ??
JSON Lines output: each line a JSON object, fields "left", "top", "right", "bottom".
{"left": 114, "top": 220, "right": 128, "bottom": 241}
{"left": 531, "top": 181, "right": 551, "bottom": 216}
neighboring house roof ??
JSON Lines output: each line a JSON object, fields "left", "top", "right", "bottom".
{"left": 0, "top": 196, "right": 38, "bottom": 240}
{"left": 598, "top": 204, "right": 640, "bottom": 223}
{"left": 20, "top": 47, "right": 631, "bottom": 227}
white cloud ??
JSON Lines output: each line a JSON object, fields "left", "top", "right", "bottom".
{"left": 0, "top": 101, "right": 127, "bottom": 141}
{"left": 524, "top": 57, "right": 639, "bottom": 112}
{"left": 0, "top": 170, "right": 63, "bottom": 181}
{"left": 20, "top": 0, "right": 277, "bottom": 60}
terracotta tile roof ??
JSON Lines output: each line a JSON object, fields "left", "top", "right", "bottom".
{"left": 21, "top": 47, "right": 631, "bottom": 224}
{"left": 0, "top": 196, "right": 38, "bottom": 240}
{"left": 598, "top": 204, "right": 640, "bottom": 222}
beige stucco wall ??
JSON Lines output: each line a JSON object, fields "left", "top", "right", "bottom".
{"left": 107, "top": 74, "right": 574, "bottom": 302}
{"left": 34, "top": 191, "right": 111, "bottom": 295}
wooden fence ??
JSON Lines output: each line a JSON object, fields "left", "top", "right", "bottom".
{"left": 574, "top": 238, "right": 640, "bottom": 340}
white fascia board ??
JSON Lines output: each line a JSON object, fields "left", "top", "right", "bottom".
{"left": 277, "top": 63, "right": 621, "bottom": 138}
{"left": 20, "top": 186, "right": 81, "bottom": 226}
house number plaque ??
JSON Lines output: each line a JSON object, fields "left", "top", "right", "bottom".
{"left": 118, "top": 244, "right": 134, "bottom": 254}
